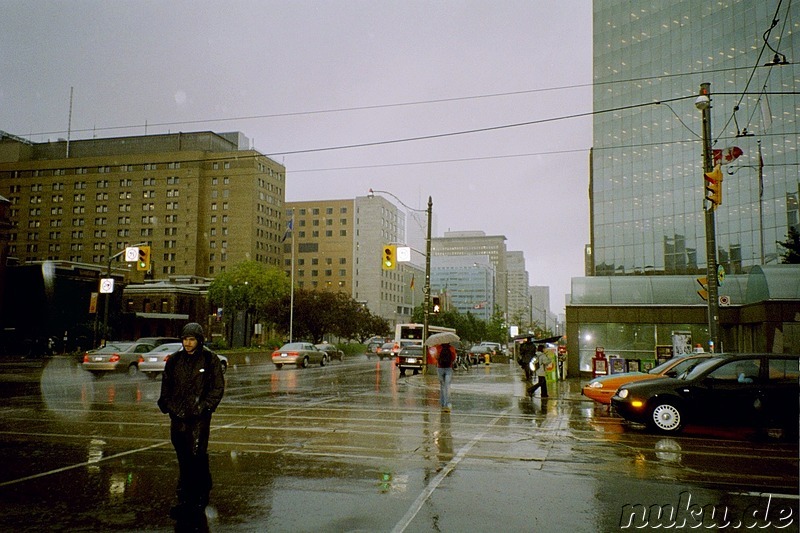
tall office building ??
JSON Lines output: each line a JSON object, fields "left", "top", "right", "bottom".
{"left": 431, "top": 231, "right": 508, "bottom": 315}
{"left": 0, "top": 131, "right": 287, "bottom": 277}
{"left": 505, "top": 251, "right": 530, "bottom": 325}
{"left": 284, "top": 196, "right": 423, "bottom": 328}
{"left": 430, "top": 255, "right": 494, "bottom": 321}
{"left": 591, "top": 1, "right": 798, "bottom": 276}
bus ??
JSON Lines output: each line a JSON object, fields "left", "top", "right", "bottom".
{"left": 394, "top": 323, "right": 457, "bottom": 345}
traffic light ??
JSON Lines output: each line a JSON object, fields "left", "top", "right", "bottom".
{"left": 137, "top": 245, "right": 151, "bottom": 271}
{"left": 382, "top": 245, "right": 396, "bottom": 270}
{"left": 432, "top": 296, "right": 441, "bottom": 313}
{"left": 704, "top": 164, "right": 723, "bottom": 209}
{"left": 696, "top": 276, "right": 708, "bottom": 301}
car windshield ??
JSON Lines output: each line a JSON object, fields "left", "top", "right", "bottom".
{"left": 648, "top": 355, "right": 693, "bottom": 375}
{"left": 682, "top": 356, "right": 729, "bottom": 380}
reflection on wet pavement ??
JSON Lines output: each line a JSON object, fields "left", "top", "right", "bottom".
{"left": 0, "top": 356, "right": 795, "bottom": 532}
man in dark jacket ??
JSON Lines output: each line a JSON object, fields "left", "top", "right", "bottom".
{"left": 158, "top": 322, "right": 225, "bottom": 519}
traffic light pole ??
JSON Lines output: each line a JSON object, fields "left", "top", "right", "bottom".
{"left": 101, "top": 242, "right": 146, "bottom": 346}
{"left": 698, "top": 83, "right": 720, "bottom": 351}
{"left": 422, "top": 196, "right": 432, "bottom": 346}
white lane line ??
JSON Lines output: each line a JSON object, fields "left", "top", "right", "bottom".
{"left": 391, "top": 407, "right": 513, "bottom": 533}
{"left": 0, "top": 390, "right": 362, "bottom": 488}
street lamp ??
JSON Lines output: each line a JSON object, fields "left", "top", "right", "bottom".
{"left": 696, "top": 83, "right": 720, "bottom": 351}
{"left": 368, "top": 189, "right": 433, "bottom": 344}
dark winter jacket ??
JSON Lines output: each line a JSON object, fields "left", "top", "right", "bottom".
{"left": 158, "top": 345, "right": 225, "bottom": 420}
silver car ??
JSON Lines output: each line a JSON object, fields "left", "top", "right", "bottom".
{"left": 82, "top": 341, "right": 156, "bottom": 376}
{"left": 137, "top": 343, "right": 229, "bottom": 378}
{"left": 272, "top": 342, "right": 328, "bottom": 369}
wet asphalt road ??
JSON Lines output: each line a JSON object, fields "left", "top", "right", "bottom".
{"left": 0, "top": 355, "right": 797, "bottom": 532}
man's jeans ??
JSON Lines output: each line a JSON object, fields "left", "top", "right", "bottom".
{"left": 437, "top": 366, "right": 453, "bottom": 407}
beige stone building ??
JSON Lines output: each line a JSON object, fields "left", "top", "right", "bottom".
{"left": 0, "top": 131, "right": 286, "bottom": 279}
{"left": 285, "top": 196, "right": 424, "bottom": 328}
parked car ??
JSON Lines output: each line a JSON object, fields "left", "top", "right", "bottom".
{"left": 611, "top": 354, "right": 799, "bottom": 434}
{"left": 272, "top": 342, "right": 328, "bottom": 369}
{"left": 582, "top": 353, "right": 717, "bottom": 405}
{"left": 82, "top": 341, "right": 156, "bottom": 376}
{"left": 396, "top": 345, "right": 425, "bottom": 376}
{"left": 315, "top": 343, "right": 344, "bottom": 361}
{"left": 137, "top": 342, "right": 228, "bottom": 378}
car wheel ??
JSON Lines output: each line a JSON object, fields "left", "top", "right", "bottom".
{"left": 146, "top": 372, "right": 159, "bottom": 380}
{"left": 413, "top": 369, "right": 419, "bottom": 375}
{"left": 301, "top": 356, "right": 309, "bottom": 368}
{"left": 648, "top": 401, "right": 684, "bottom": 433}
{"left": 274, "top": 364, "right": 282, "bottom": 370}
{"left": 320, "top": 355, "right": 327, "bottom": 367}
{"left": 220, "top": 361, "right": 228, "bottom": 374}
{"left": 127, "top": 364, "right": 139, "bottom": 377}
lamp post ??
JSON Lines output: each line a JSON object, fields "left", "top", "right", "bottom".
{"left": 696, "top": 83, "right": 720, "bottom": 351}
{"left": 368, "top": 189, "right": 433, "bottom": 345}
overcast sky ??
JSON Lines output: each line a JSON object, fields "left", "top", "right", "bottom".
{"left": 0, "top": 0, "right": 593, "bottom": 314}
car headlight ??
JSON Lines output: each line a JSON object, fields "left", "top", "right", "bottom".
{"left": 588, "top": 381, "right": 603, "bottom": 388}
{"left": 617, "top": 389, "right": 629, "bottom": 399}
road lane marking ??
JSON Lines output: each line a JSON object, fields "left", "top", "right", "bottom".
{"left": 390, "top": 407, "right": 513, "bottom": 533}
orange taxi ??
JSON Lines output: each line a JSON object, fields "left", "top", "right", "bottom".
{"left": 582, "top": 354, "right": 715, "bottom": 405}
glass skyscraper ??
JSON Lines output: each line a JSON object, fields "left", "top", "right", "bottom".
{"left": 591, "top": 1, "right": 798, "bottom": 276}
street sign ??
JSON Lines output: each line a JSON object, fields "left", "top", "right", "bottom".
{"left": 396, "top": 246, "right": 411, "bottom": 262}
{"left": 124, "top": 246, "right": 140, "bottom": 262}
{"left": 100, "top": 278, "right": 114, "bottom": 294}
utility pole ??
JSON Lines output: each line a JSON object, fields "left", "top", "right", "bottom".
{"left": 696, "top": 83, "right": 720, "bottom": 351}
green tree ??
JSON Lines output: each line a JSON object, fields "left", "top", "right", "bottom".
{"left": 208, "top": 261, "right": 291, "bottom": 344}
{"left": 777, "top": 226, "right": 800, "bottom": 264}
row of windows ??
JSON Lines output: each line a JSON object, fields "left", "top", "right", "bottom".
{"left": 23, "top": 163, "right": 182, "bottom": 178}
{"left": 295, "top": 218, "right": 348, "bottom": 227}
{"left": 295, "top": 270, "right": 347, "bottom": 277}
{"left": 9, "top": 177, "right": 183, "bottom": 193}
{"left": 295, "top": 230, "right": 348, "bottom": 238}
{"left": 290, "top": 207, "right": 349, "bottom": 216}
{"left": 283, "top": 257, "right": 347, "bottom": 267}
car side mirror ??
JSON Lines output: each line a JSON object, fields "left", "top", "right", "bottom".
{"left": 665, "top": 370, "right": 678, "bottom": 378}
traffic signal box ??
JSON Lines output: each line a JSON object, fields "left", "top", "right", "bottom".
{"left": 432, "top": 296, "right": 441, "bottom": 313}
{"left": 137, "top": 245, "right": 151, "bottom": 271}
{"left": 382, "top": 245, "right": 396, "bottom": 270}
{"left": 704, "top": 164, "right": 723, "bottom": 210}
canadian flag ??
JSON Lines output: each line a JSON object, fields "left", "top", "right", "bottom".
{"left": 712, "top": 146, "right": 743, "bottom": 166}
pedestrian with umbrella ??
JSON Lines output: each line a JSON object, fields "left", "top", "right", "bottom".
{"left": 425, "top": 331, "right": 460, "bottom": 412}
